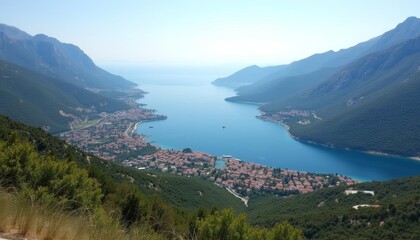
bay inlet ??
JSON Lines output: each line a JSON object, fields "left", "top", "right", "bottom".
{"left": 128, "top": 74, "right": 420, "bottom": 182}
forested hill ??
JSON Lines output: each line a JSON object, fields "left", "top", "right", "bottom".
{"left": 0, "top": 60, "right": 130, "bottom": 133}
{"left": 246, "top": 176, "right": 420, "bottom": 239}
{"left": 268, "top": 36, "right": 420, "bottom": 157}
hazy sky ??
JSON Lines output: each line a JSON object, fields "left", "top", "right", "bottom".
{"left": 1, "top": 0, "right": 419, "bottom": 68}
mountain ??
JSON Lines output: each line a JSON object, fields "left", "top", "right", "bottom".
{"left": 0, "top": 60, "right": 130, "bottom": 133}
{"left": 226, "top": 67, "right": 340, "bottom": 103}
{"left": 212, "top": 64, "right": 285, "bottom": 88}
{"left": 265, "top": 36, "right": 420, "bottom": 157}
{"left": 0, "top": 23, "right": 135, "bottom": 90}
{"left": 225, "top": 17, "right": 420, "bottom": 103}
{"left": 216, "top": 30, "right": 378, "bottom": 92}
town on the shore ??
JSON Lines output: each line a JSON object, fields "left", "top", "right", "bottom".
{"left": 60, "top": 106, "right": 357, "bottom": 199}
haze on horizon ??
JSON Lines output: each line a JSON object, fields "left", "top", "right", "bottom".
{"left": 1, "top": 0, "right": 419, "bottom": 69}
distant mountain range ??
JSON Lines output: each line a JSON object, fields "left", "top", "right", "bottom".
{"left": 221, "top": 17, "right": 420, "bottom": 103}
{"left": 215, "top": 17, "right": 420, "bottom": 157}
{"left": 0, "top": 23, "right": 135, "bottom": 90}
{"left": 0, "top": 24, "right": 138, "bottom": 132}
{"left": 212, "top": 65, "right": 285, "bottom": 88}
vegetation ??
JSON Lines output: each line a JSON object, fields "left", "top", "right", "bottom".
{"left": 0, "top": 115, "right": 244, "bottom": 212}
{"left": 115, "top": 145, "right": 158, "bottom": 162}
{"left": 0, "top": 106, "right": 419, "bottom": 239}
{"left": 0, "top": 115, "right": 302, "bottom": 239}
{"left": 246, "top": 176, "right": 420, "bottom": 239}
{"left": 0, "top": 189, "right": 166, "bottom": 240}
{"left": 0, "top": 136, "right": 102, "bottom": 210}
{"left": 1, "top": 115, "right": 418, "bottom": 239}
{"left": 284, "top": 38, "right": 420, "bottom": 157}
{"left": 182, "top": 148, "right": 193, "bottom": 153}
{"left": 191, "top": 208, "right": 303, "bottom": 240}
{"left": 0, "top": 60, "right": 130, "bottom": 133}
{"left": 225, "top": 18, "right": 420, "bottom": 157}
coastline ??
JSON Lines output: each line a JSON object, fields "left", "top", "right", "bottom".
{"left": 257, "top": 113, "right": 420, "bottom": 163}
{"left": 225, "top": 98, "right": 266, "bottom": 106}
{"left": 131, "top": 108, "right": 358, "bottom": 196}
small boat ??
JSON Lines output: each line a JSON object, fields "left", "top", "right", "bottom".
{"left": 149, "top": 126, "right": 154, "bottom": 128}
{"left": 222, "top": 126, "right": 226, "bottom": 128}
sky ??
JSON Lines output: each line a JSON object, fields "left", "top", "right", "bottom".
{"left": 0, "top": 0, "right": 419, "bottom": 69}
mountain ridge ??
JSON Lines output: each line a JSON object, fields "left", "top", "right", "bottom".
{"left": 0, "top": 23, "right": 135, "bottom": 90}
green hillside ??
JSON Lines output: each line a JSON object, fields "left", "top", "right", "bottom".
{"left": 290, "top": 70, "right": 420, "bottom": 157}
{"left": 267, "top": 37, "right": 420, "bottom": 157}
{"left": 0, "top": 115, "right": 244, "bottom": 212}
{"left": 246, "top": 176, "right": 420, "bottom": 239}
{"left": 0, "top": 60, "right": 130, "bottom": 133}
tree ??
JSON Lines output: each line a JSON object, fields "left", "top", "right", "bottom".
{"left": 182, "top": 148, "right": 193, "bottom": 153}
{"left": 121, "top": 193, "right": 142, "bottom": 227}
{"left": 0, "top": 137, "right": 103, "bottom": 210}
{"left": 270, "top": 222, "right": 304, "bottom": 240}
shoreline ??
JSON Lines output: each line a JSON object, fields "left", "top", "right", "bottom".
{"left": 132, "top": 108, "right": 417, "bottom": 185}
{"left": 132, "top": 110, "right": 360, "bottom": 181}
{"left": 258, "top": 113, "right": 420, "bottom": 163}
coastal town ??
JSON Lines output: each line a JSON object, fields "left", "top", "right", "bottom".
{"left": 59, "top": 107, "right": 357, "bottom": 199}
{"left": 123, "top": 150, "right": 357, "bottom": 197}
{"left": 59, "top": 108, "right": 166, "bottom": 160}
{"left": 258, "top": 109, "right": 314, "bottom": 126}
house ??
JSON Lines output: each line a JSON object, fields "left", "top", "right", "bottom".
{"left": 345, "top": 190, "right": 375, "bottom": 196}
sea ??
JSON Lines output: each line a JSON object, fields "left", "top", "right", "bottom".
{"left": 106, "top": 65, "right": 420, "bottom": 182}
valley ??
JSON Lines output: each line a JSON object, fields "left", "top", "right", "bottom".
{"left": 135, "top": 83, "right": 420, "bottom": 182}
{"left": 0, "top": 5, "right": 419, "bottom": 239}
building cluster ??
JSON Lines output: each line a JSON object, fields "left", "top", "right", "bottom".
{"left": 123, "top": 149, "right": 215, "bottom": 176}
{"left": 123, "top": 150, "right": 357, "bottom": 197}
{"left": 208, "top": 157, "right": 356, "bottom": 196}
{"left": 59, "top": 108, "right": 165, "bottom": 160}
{"left": 258, "top": 109, "right": 311, "bottom": 124}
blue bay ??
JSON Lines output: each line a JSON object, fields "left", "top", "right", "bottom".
{"left": 129, "top": 70, "right": 420, "bottom": 182}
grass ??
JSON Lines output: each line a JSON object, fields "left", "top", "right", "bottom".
{"left": 0, "top": 189, "right": 167, "bottom": 240}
